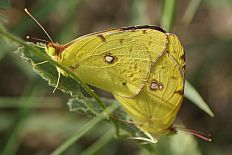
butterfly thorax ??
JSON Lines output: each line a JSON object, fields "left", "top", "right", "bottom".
{"left": 45, "top": 42, "right": 75, "bottom": 59}
{"left": 45, "top": 42, "right": 76, "bottom": 76}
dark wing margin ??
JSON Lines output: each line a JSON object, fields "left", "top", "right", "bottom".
{"left": 120, "top": 25, "right": 166, "bottom": 33}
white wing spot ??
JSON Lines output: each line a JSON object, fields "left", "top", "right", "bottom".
{"left": 104, "top": 53, "right": 116, "bottom": 63}
{"left": 159, "top": 84, "right": 163, "bottom": 89}
{"left": 150, "top": 80, "right": 163, "bottom": 90}
{"left": 150, "top": 81, "right": 159, "bottom": 90}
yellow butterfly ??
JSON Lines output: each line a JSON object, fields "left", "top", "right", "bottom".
{"left": 46, "top": 26, "right": 185, "bottom": 142}
{"left": 25, "top": 9, "right": 185, "bottom": 143}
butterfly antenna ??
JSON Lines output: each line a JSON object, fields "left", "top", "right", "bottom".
{"left": 24, "top": 8, "right": 53, "bottom": 43}
{"left": 26, "top": 35, "right": 49, "bottom": 43}
{"left": 110, "top": 115, "right": 137, "bottom": 124}
{"left": 174, "top": 126, "right": 212, "bottom": 142}
{"left": 53, "top": 71, "right": 61, "bottom": 93}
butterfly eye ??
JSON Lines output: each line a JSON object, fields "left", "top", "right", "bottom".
{"left": 46, "top": 46, "right": 56, "bottom": 56}
{"left": 104, "top": 53, "right": 116, "bottom": 64}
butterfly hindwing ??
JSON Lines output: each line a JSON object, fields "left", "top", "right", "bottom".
{"left": 113, "top": 33, "right": 185, "bottom": 135}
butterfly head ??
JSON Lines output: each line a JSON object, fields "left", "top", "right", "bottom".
{"left": 45, "top": 43, "right": 56, "bottom": 57}
{"left": 45, "top": 42, "right": 67, "bottom": 59}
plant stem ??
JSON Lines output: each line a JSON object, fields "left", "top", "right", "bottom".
{"left": 161, "top": 0, "right": 176, "bottom": 31}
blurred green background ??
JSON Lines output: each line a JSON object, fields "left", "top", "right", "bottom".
{"left": 0, "top": 0, "right": 232, "bottom": 155}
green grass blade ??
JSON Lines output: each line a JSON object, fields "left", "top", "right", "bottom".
{"left": 11, "top": 0, "right": 63, "bottom": 36}
{"left": 80, "top": 128, "right": 114, "bottom": 155}
{"left": 0, "top": 0, "right": 10, "bottom": 9}
{"left": 160, "top": 0, "right": 214, "bottom": 117}
{"left": 1, "top": 83, "right": 41, "bottom": 155}
{"left": 182, "top": 0, "right": 203, "bottom": 26}
{"left": 184, "top": 80, "right": 214, "bottom": 117}
{"left": 51, "top": 117, "right": 101, "bottom": 155}
{"left": 0, "top": 97, "right": 61, "bottom": 108}
{"left": 161, "top": 0, "right": 176, "bottom": 31}
{"left": 130, "top": 0, "right": 147, "bottom": 25}
{"left": 51, "top": 104, "right": 118, "bottom": 155}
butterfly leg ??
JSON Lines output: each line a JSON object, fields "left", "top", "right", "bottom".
{"left": 53, "top": 71, "right": 61, "bottom": 93}
{"left": 31, "top": 60, "right": 60, "bottom": 93}
{"left": 32, "top": 61, "right": 49, "bottom": 68}
{"left": 128, "top": 131, "right": 157, "bottom": 144}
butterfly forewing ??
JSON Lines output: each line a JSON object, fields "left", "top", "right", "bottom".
{"left": 60, "top": 27, "right": 168, "bottom": 98}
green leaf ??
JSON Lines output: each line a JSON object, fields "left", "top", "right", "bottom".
{"left": 16, "top": 43, "right": 105, "bottom": 111}
{"left": 17, "top": 44, "right": 104, "bottom": 114}
{"left": 184, "top": 80, "right": 214, "bottom": 117}
{"left": 18, "top": 45, "right": 82, "bottom": 96}
{"left": 67, "top": 98, "right": 143, "bottom": 137}
{"left": 0, "top": 0, "right": 10, "bottom": 9}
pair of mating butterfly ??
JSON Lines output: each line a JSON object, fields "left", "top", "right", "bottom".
{"left": 25, "top": 9, "right": 211, "bottom": 143}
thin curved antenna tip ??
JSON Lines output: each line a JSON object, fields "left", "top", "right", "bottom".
{"left": 174, "top": 126, "right": 212, "bottom": 142}
{"left": 24, "top": 8, "right": 28, "bottom": 12}
{"left": 26, "top": 35, "right": 49, "bottom": 43}
{"left": 24, "top": 8, "right": 53, "bottom": 43}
